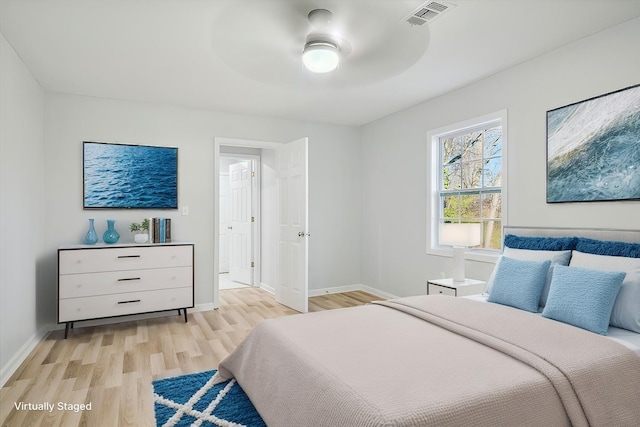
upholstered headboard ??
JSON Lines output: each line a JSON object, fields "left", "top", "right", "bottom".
{"left": 503, "top": 226, "right": 640, "bottom": 244}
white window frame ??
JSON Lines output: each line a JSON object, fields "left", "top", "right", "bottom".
{"left": 427, "top": 109, "right": 508, "bottom": 263}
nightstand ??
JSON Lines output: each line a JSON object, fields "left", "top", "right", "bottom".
{"left": 427, "top": 278, "right": 486, "bottom": 297}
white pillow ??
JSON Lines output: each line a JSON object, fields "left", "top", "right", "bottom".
{"left": 485, "top": 248, "right": 572, "bottom": 307}
{"left": 569, "top": 251, "right": 640, "bottom": 333}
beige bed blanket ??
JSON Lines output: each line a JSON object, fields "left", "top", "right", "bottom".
{"left": 214, "top": 295, "right": 640, "bottom": 426}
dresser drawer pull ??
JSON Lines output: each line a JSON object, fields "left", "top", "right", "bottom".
{"left": 117, "top": 255, "right": 141, "bottom": 259}
{"left": 117, "top": 299, "right": 141, "bottom": 304}
{"left": 117, "top": 277, "right": 141, "bottom": 282}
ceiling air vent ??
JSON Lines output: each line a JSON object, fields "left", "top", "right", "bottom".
{"left": 404, "top": 1, "right": 456, "bottom": 26}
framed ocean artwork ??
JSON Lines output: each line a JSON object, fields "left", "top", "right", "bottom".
{"left": 83, "top": 141, "right": 178, "bottom": 209}
{"left": 546, "top": 84, "right": 640, "bottom": 203}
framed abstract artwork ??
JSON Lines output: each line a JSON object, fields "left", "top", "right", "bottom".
{"left": 546, "top": 84, "right": 640, "bottom": 203}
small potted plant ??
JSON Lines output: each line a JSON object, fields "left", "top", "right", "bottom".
{"left": 130, "top": 218, "right": 150, "bottom": 244}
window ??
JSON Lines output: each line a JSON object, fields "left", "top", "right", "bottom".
{"left": 428, "top": 111, "right": 507, "bottom": 253}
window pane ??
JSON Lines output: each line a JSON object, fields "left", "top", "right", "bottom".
{"left": 443, "top": 164, "right": 461, "bottom": 190}
{"left": 442, "top": 137, "right": 462, "bottom": 165}
{"left": 481, "top": 220, "right": 502, "bottom": 250}
{"left": 461, "top": 131, "right": 483, "bottom": 162}
{"left": 483, "top": 157, "right": 502, "bottom": 187}
{"left": 461, "top": 161, "right": 483, "bottom": 189}
{"left": 481, "top": 192, "right": 502, "bottom": 219}
{"left": 460, "top": 193, "right": 480, "bottom": 220}
{"left": 442, "top": 195, "right": 459, "bottom": 220}
{"left": 483, "top": 127, "right": 502, "bottom": 158}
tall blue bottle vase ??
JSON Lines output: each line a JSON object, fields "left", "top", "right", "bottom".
{"left": 84, "top": 218, "right": 99, "bottom": 245}
{"left": 103, "top": 219, "right": 120, "bottom": 244}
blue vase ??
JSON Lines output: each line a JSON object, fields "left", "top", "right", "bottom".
{"left": 84, "top": 218, "right": 98, "bottom": 245}
{"left": 103, "top": 219, "right": 120, "bottom": 244}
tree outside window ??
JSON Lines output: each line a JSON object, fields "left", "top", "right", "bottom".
{"left": 438, "top": 123, "right": 503, "bottom": 250}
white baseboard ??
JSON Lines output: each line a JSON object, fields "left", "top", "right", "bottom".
{"left": 255, "top": 282, "right": 395, "bottom": 300}
{"left": 0, "top": 326, "right": 50, "bottom": 388}
{"left": 358, "top": 284, "right": 399, "bottom": 300}
{"left": 308, "top": 284, "right": 360, "bottom": 297}
{"left": 195, "top": 303, "right": 217, "bottom": 312}
{"left": 309, "top": 284, "right": 398, "bottom": 300}
{"left": 259, "top": 282, "right": 275, "bottom": 295}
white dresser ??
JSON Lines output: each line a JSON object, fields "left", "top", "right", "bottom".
{"left": 58, "top": 242, "right": 194, "bottom": 338}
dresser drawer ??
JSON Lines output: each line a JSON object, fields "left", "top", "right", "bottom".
{"left": 59, "top": 245, "right": 193, "bottom": 274}
{"left": 59, "top": 287, "right": 193, "bottom": 322}
{"left": 428, "top": 283, "right": 457, "bottom": 296}
{"left": 59, "top": 266, "right": 192, "bottom": 298}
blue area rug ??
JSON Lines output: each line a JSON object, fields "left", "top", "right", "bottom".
{"left": 153, "top": 370, "right": 266, "bottom": 427}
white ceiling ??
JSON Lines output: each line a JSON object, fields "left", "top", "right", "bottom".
{"left": 1, "top": 0, "right": 639, "bottom": 126}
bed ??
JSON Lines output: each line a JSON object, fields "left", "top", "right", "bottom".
{"left": 213, "top": 227, "right": 640, "bottom": 426}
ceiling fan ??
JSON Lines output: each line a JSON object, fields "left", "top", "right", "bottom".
{"left": 302, "top": 9, "right": 340, "bottom": 73}
{"left": 210, "top": 1, "right": 432, "bottom": 87}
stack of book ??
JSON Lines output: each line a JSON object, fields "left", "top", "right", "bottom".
{"left": 148, "top": 217, "right": 171, "bottom": 243}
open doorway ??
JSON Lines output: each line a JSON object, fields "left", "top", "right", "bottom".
{"left": 214, "top": 139, "right": 280, "bottom": 310}
{"left": 213, "top": 137, "right": 309, "bottom": 313}
{"left": 219, "top": 153, "right": 260, "bottom": 290}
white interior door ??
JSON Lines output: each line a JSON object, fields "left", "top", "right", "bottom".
{"left": 276, "top": 137, "right": 308, "bottom": 313}
{"left": 219, "top": 173, "right": 231, "bottom": 273}
{"left": 229, "top": 161, "right": 253, "bottom": 285}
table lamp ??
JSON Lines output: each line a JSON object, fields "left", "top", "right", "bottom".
{"left": 439, "top": 223, "right": 482, "bottom": 283}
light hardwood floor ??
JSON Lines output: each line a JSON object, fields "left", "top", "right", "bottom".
{"left": 0, "top": 288, "right": 381, "bottom": 427}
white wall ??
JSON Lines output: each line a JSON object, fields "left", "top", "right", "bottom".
{"left": 0, "top": 33, "right": 46, "bottom": 381}
{"left": 360, "top": 18, "right": 640, "bottom": 298}
{"left": 40, "top": 93, "right": 362, "bottom": 325}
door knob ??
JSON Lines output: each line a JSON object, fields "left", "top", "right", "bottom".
{"left": 298, "top": 231, "right": 311, "bottom": 237}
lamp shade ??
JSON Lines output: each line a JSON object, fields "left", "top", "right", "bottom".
{"left": 439, "top": 223, "right": 481, "bottom": 247}
{"left": 302, "top": 41, "right": 339, "bottom": 73}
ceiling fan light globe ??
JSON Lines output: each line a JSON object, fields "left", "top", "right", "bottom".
{"left": 302, "top": 42, "right": 339, "bottom": 73}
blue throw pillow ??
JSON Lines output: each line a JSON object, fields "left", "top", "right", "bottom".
{"left": 576, "top": 238, "right": 640, "bottom": 258}
{"left": 542, "top": 265, "right": 626, "bottom": 335}
{"left": 487, "top": 256, "right": 551, "bottom": 312}
{"left": 504, "top": 234, "right": 578, "bottom": 251}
